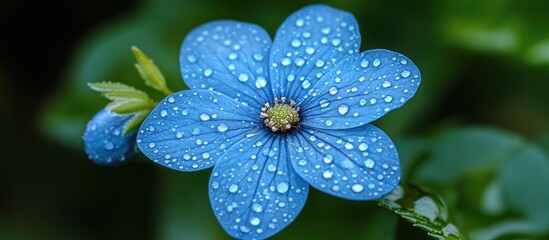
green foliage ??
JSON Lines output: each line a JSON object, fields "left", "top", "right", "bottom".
{"left": 407, "top": 127, "right": 549, "bottom": 239}
{"left": 132, "top": 46, "right": 172, "bottom": 95}
{"left": 380, "top": 183, "right": 466, "bottom": 240}
{"left": 88, "top": 82, "right": 155, "bottom": 133}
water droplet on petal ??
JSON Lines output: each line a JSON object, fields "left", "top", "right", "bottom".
{"left": 373, "top": 58, "right": 381, "bottom": 67}
{"left": 319, "top": 99, "right": 329, "bottom": 108}
{"left": 315, "top": 59, "right": 325, "bottom": 67}
{"left": 323, "top": 170, "right": 333, "bottom": 179}
{"left": 277, "top": 182, "right": 289, "bottom": 193}
{"left": 401, "top": 70, "right": 411, "bottom": 78}
{"left": 352, "top": 184, "right": 364, "bottom": 193}
{"left": 250, "top": 217, "right": 261, "bottom": 226}
{"left": 229, "top": 184, "right": 239, "bottom": 193}
{"left": 364, "top": 159, "right": 375, "bottom": 168}
{"left": 325, "top": 120, "right": 333, "bottom": 127}
{"left": 238, "top": 73, "right": 249, "bottom": 82}
{"left": 255, "top": 77, "right": 267, "bottom": 88}
{"left": 291, "top": 39, "right": 301, "bottom": 48}
{"left": 338, "top": 105, "right": 349, "bottom": 115}
{"left": 160, "top": 110, "right": 168, "bottom": 117}
{"left": 360, "top": 59, "right": 369, "bottom": 68}
{"left": 217, "top": 123, "right": 228, "bottom": 133}
{"left": 200, "top": 113, "right": 210, "bottom": 121}
{"left": 382, "top": 81, "right": 391, "bottom": 88}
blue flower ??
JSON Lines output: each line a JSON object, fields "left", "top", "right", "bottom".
{"left": 84, "top": 109, "right": 137, "bottom": 166}
{"left": 137, "top": 4, "right": 420, "bottom": 239}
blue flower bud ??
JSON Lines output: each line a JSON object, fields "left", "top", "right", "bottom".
{"left": 83, "top": 109, "right": 137, "bottom": 166}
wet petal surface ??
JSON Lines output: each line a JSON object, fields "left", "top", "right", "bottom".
{"left": 288, "top": 124, "right": 401, "bottom": 200}
{"left": 269, "top": 4, "right": 361, "bottom": 101}
{"left": 83, "top": 109, "right": 137, "bottom": 166}
{"left": 210, "top": 134, "right": 308, "bottom": 239}
{"left": 300, "top": 49, "right": 421, "bottom": 130}
{"left": 180, "top": 21, "right": 273, "bottom": 108}
{"left": 137, "top": 90, "right": 262, "bottom": 171}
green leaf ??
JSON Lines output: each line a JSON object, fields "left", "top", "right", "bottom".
{"left": 379, "top": 183, "right": 467, "bottom": 240}
{"left": 132, "top": 46, "right": 172, "bottom": 95}
{"left": 88, "top": 81, "right": 139, "bottom": 92}
{"left": 107, "top": 100, "right": 152, "bottom": 114}
{"left": 121, "top": 110, "right": 148, "bottom": 134}
{"left": 88, "top": 81, "right": 155, "bottom": 115}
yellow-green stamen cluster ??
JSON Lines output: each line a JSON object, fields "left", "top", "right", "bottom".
{"left": 260, "top": 97, "right": 300, "bottom": 132}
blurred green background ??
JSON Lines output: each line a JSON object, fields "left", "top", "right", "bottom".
{"left": 1, "top": 0, "right": 549, "bottom": 239}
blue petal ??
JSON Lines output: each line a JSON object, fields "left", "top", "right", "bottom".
{"left": 288, "top": 124, "right": 400, "bottom": 200}
{"left": 83, "top": 109, "right": 137, "bottom": 166}
{"left": 269, "top": 4, "right": 361, "bottom": 100}
{"left": 180, "top": 21, "right": 273, "bottom": 108}
{"left": 300, "top": 49, "right": 421, "bottom": 130}
{"left": 137, "top": 90, "right": 262, "bottom": 171}
{"left": 209, "top": 133, "right": 308, "bottom": 239}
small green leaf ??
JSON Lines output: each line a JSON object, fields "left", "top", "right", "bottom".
{"left": 379, "top": 183, "right": 467, "bottom": 240}
{"left": 123, "top": 110, "right": 149, "bottom": 134}
{"left": 104, "top": 91, "right": 150, "bottom": 102}
{"left": 107, "top": 100, "right": 153, "bottom": 114}
{"left": 132, "top": 46, "right": 172, "bottom": 95}
{"left": 88, "top": 81, "right": 139, "bottom": 92}
{"left": 88, "top": 81, "right": 155, "bottom": 120}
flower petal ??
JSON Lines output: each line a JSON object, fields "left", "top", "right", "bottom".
{"left": 270, "top": 4, "right": 361, "bottom": 100}
{"left": 300, "top": 49, "right": 421, "bottom": 130}
{"left": 180, "top": 21, "right": 273, "bottom": 108}
{"left": 209, "top": 133, "right": 308, "bottom": 239}
{"left": 83, "top": 109, "right": 137, "bottom": 166}
{"left": 288, "top": 124, "right": 400, "bottom": 200}
{"left": 137, "top": 90, "right": 262, "bottom": 171}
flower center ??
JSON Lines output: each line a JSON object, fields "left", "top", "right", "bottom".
{"left": 260, "top": 97, "right": 300, "bottom": 132}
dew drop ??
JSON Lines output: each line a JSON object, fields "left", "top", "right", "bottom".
{"left": 217, "top": 123, "right": 228, "bottom": 133}
{"left": 252, "top": 203, "right": 263, "bottom": 212}
{"left": 281, "top": 58, "right": 291, "bottom": 66}
{"left": 302, "top": 80, "right": 311, "bottom": 89}
{"left": 384, "top": 96, "right": 393, "bottom": 103}
{"left": 291, "top": 39, "right": 301, "bottom": 48}
{"left": 229, "top": 184, "right": 239, "bottom": 193}
{"left": 315, "top": 59, "right": 325, "bottom": 67}
{"left": 358, "top": 143, "right": 368, "bottom": 151}
{"left": 255, "top": 77, "right": 267, "bottom": 88}
{"left": 323, "top": 170, "right": 334, "bottom": 179}
{"left": 187, "top": 55, "right": 196, "bottom": 63}
{"left": 382, "top": 81, "right": 391, "bottom": 88}
{"left": 344, "top": 142, "right": 354, "bottom": 150}
{"left": 319, "top": 99, "right": 329, "bottom": 108}
{"left": 323, "top": 154, "right": 333, "bottom": 164}
{"left": 352, "top": 184, "right": 364, "bottom": 193}
{"left": 329, "top": 87, "right": 338, "bottom": 95}
{"left": 228, "top": 52, "right": 238, "bottom": 60}
{"left": 253, "top": 53, "right": 264, "bottom": 61}
{"left": 305, "top": 47, "right": 315, "bottom": 55}
{"left": 325, "top": 120, "right": 333, "bottom": 127}
{"left": 200, "top": 113, "right": 210, "bottom": 121}
{"left": 401, "top": 70, "right": 411, "bottom": 78}
{"left": 160, "top": 110, "right": 168, "bottom": 117}
{"left": 238, "top": 73, "right": 249, "bottom": 82}
{"left": 250, "top": 217, "right": 261, "bottom": 226}
{"left": 203, "top": 68, "right": 213, "bottom": 77}
{"left": 277, "top": 182, "right": 289, "bottom": 193}
{"left": 338, "top": 105, "right": 349, "bottom": 115}
{"left": 373, "top": 58, "right": 381, "bottom": 67}
{"left": 168, "top": 97, "right": 175, "bottom": 103}
{"left": 148, "top": 142, "right": 156, "bottom": 148}
{"left": 295, "top": 19, "right": 304, "bottom": 27}
{"left": 331, "top": 38, "right": 341, "bottom": 46}
{"left": 360, "top": 59, "right": 369, "bottom": 68}
{"left": 364, "top": 159, "right": 375, "bottom": 168}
